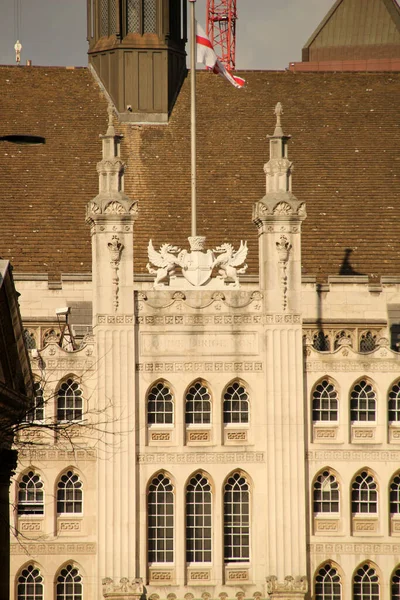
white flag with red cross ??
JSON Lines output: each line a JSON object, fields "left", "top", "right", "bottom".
{"left": 195, "top": 21, "right": 245, "bottom": 89}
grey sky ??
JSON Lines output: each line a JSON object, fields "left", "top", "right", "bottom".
{"left": 0, "top": 0, "right": 334, "bottom": 69}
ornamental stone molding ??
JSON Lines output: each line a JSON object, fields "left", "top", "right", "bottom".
{"left": 276, "top": 235, "right": 292, "bottom": 311}
{"left": 137, "top": 451, "right": 264, "bottom": 464}
{"left": 306, "top": 360, "right": 400, "bottom": 372}
{"left": 308, "top": 542, "right": 400, "bottom": 554}
{"left": 146, "top": 237, "right": 248, "bottom": 289}
{"left": 107, "top": 235, "right": 124, "bottom": 311}
{"left": 102, "top": 577, "right": 143, "bottom": 599}
{"left": 137, "top": 290, "right": 263, "bottom": 312}
{"left": 18, "top": 448, "right": 96, "bottom": 461}
{"left": 136, "top": 361, "right": 263, "bottom": 373}
{"left": 307, "top": 449, "right": 400, "bottom": 461}
{"left": 10, "top": 542, "right": 96, "bottom": 554}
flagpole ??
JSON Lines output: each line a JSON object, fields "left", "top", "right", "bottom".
{"left": 190, "top": 0, "right": 196, "bottom": 237}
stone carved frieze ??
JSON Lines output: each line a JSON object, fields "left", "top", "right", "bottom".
{"left": 18, "top": 448, "right": 96, "bottom": 461}
{"left": 306, "top": 360, "right": 400, "bottom": 372}
{"left": 266, "top": 576, "right": 308, "bottom": 594}
{"left": 136, "top": 361, "right": 263, "bottom": 373}
{"left": 103, "top": 577, "right": 143, "bottom": 597}
{"left": 307, "top": 449, "right": 400, "bottom": 462}
{"left": 10, "top": 542, "right": 96, "bottom": 554}
{"left": 138, "top": 290, "right": 263, "bottom": 312}
{"left": 309, "top": 542, "right": 400, "bottom": 554}
{"left": 147, "top": 237, "right": 248, "bottom": 289}
{"left": 138, "top": 451, "right": 264, "bottom": 464}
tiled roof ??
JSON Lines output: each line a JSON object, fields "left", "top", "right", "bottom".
{"left": 0, "top": 66, "right": 399, "bottom": 281}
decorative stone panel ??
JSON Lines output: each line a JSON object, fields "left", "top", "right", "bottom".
{"left": 224, "top": 428, "right": 248, "bottom": 445}
{"left": 224, "top": 566, "right": 250, "bottom": 584}
{"left": 351, "top": 426, "right": 376, "bottom": 443}
{"left": 187, "top": 568, "right": 211, "bottom": 584}
{"left": 186, "top": 429, "right": 211, "bottom": 444}
{"left": 314, "top": 517, "right": 340, "bottom": 535}
{"left": 352, "top": 517, "right": 379, "bottom": 535}
{"left": 391, "top": 515, "right": 400, "bottom": 535}
{"left": 18, "top": 519, "right": 43, "bottom": 537}
{"left": 57, "top": 518, "right": 83, "bottom": 536}
{"left": 148, "top": 429, "right": 173, "bottom": 445}
{"left": 389, "top": 424, "right": 400, "bottom": 444}
{"left": 148, "top": 568, "right": 175, "bottom": 585}
{"left": 313, "top": 424, "right": 339, "bottom": 443}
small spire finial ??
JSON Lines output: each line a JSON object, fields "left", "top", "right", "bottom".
{"left": 106, "top": 104, "right": 115, "bottom": 136}
{"left": 273, "top": 102, "right": 284, "bottom": 137}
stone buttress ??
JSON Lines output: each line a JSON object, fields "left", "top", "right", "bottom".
{"left": 253, "top": 104, "right": 308, "bottom": 599}
{"left": 86, "top": 106, "right": 139, "bottom": 596}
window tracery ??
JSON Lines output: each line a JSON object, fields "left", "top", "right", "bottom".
{"left": 148, "top": 473, "right": 174, "bottom": 563}
{"left": 185, "top": 381, "right": 211, "bottom": 425}
{"left": 353, "top": 564, "right": 379, "bottom": 600}
{"left": 315, "top": 563, "right": 341, "bottom": 600}
{"left": 313, "top": 471, "right": 339, "bottom": 514}
{"left": 223, "top": 381, "right": 249, "bottom": 424}
{"left": 350, "top": 380, "right": 376, "bottom": 422}
{"left": 312, "top": 379, "right": 338, "bottom": 422}
{"left": 18, "top": 471, "right": 44, "bottom": 515}
{"left": 147, "top": 382, "right": 174, "bottom": 425}
{"left": 186, "top": 473, "right": 212, "bottom": 563}
{"left": 57, "top": 471, "right": 83, "bottom": 514}
{"left": 17, "top": 565, "right": 43, "bottom": 600}
{"left": 352, "top": 471, "right": 377, "bottom": 514}
{"left": 57, "top": 378, "right": 83, "bottom": 422}
{"left": 56, "top": 564, "right": 82, "bottom": 600}
{"left": 224, "top": 472, "right": 250, "bottom": 562}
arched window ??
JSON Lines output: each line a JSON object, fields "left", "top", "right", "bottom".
{"left": 17, "top": 564, "right": 43, "bottom": 600}
{"left": 186, "top": 473, "right": 212, "bottom": 563}
{"left": 350, "top": 380, "right": 376, "bottom": 422}
{"left": 313, "top": 471, "right": 339, "bottom": 514}
{"left": 352, "top": 471, "right": 377, "bottom": 514}
{"left": 389, "top": 381, "right": 400, "bottom": 422}
{"left": 224, "top": 472, "right": 250, "bottom": 563}
{"left": 24, "top": 381, "right": 44, "bottom": 423}
{"left": 392, "top": 568, "right": 400, "bottom": 600}
{"left": 23, "top": 329, "right": 36, "bottom": 350}
{"left": 185, "top": 381, "right": 211, "bottom": 425}
{"left": 359, "top": 331, "right": 377, "bottom": 353}
{"left": 57, "top": 379, "right": 83, "bottom": 422}
{"left": 148, "top": 474, "right": 174, "bottom": 563}
{"left": 18, "top": 471, "right": 44, "bottom": 515}
{"left": 315, "top": 563, "right": 341, "bottom": 600}
{"left": 353, "top": 564, "right": 379, "bottom": 600}
{"left": 312, "top": 379, "right": 338, "bottom": 422}
{"left": 57, "top": 471, "right": 83, "bottom": 514}
{"left": 313, "top": 331, "right": 330, "bottom": 352}
{"left": 390, "top": 473, "right": 400, "bottom": 514}
{"left": 147, "top": 382, "right": 174, "bottom": 425}
{"left": 56, "top": 564, "right": 82, "bottom": 600}
{"left": 223, "top": 381, "right": 249, "bottom": 424}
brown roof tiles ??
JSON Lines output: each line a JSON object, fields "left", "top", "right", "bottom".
{"left": 0, "top": 66, "right": 399, "bottom": 281}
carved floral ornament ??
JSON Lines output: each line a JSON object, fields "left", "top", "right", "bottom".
{"left": 147, "top": 236, "right": 248, "bottom": 289}
{"left": 102, "top": 577, "right": 144, "bottom": 596}
{"left": 266, "top": 575, "right": 308, "bottom": 594}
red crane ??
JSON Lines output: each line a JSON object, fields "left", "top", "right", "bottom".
{"left": 206, "top": 0, "right": 237, "bottom": 71}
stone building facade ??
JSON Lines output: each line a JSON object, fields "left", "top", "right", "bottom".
{"left": 2, "top": 1, "right": 400, "bottom": 600}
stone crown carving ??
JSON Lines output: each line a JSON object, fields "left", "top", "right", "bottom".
{"left": 102, "top": 577, "right": 143, "bottom": 596}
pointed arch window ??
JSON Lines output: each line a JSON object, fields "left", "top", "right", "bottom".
{"left": 17, "top": 564, "right": 43, "bottom": 600}
{"left": 57, "top": 378, "right": 83, "bottom": 422}
{"left": 313, "top": 471, "right": 339, "bottom": 514}
{"left": 313, "top": 379, "right": 338, "bottom": 422}
{"left": 390, "top": 474, "right": 400, "bottom": 514}
{"left": 315, "top": 563, "right": 341, "bottom": 600}
{"left": 224, "top": 472, "right": 250, "bottom": 563}
{"left": 147, "top": 382, "right": 174, "bottom": 425}
{"left": 389, "top": 381, "right": 400, "bottom": 422}
{"left": 57, "top": 471, "right": 83, "bottom": 514}
{"left": 223, "top": 381, "right": 249, "bottom": 424}
{"left": 352, "top": 471, "right": 377, "bottom": 514}
{"left": 186, "top": 473, "right": 212, "bottom": 563}
{"left": 185, "top": 382, "right": 211, "bottom": 425}
{"left": 359, "top": 331, "right": 377, "bottom": 353}
{"left": 56, "top": 564, "right": 82, "bottom": 600}
{"left": 353, "top": 564, "right": 379, "bottom": 600}
{"left": 18, "top": 471, "right": 44, "bottom": 515}
{"left": 392, "top": 568, "right": 400, "bottom": 600}
{"left": 350, "top": 380, "right": 376, "bottom": 422}
{"left": 24, "top": 381, "right": 44, "bottom": 423}
{"left": 148, "top": 474, "right": 174, "bottom": 563}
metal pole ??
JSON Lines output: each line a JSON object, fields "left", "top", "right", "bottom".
{"left": 190, "top": 0, "right": 197, "bottom": 237}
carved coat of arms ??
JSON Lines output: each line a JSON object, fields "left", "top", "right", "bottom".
{"left": 147, "top": 236, "right": 248, "bottom": 288}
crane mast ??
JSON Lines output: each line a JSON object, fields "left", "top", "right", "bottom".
{"left": 206, "top": 0, "right": 237, "bottom": 71}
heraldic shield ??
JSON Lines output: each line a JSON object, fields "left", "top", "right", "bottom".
{"left": 180, "top": 236, "right": 214, "bottom": 286}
